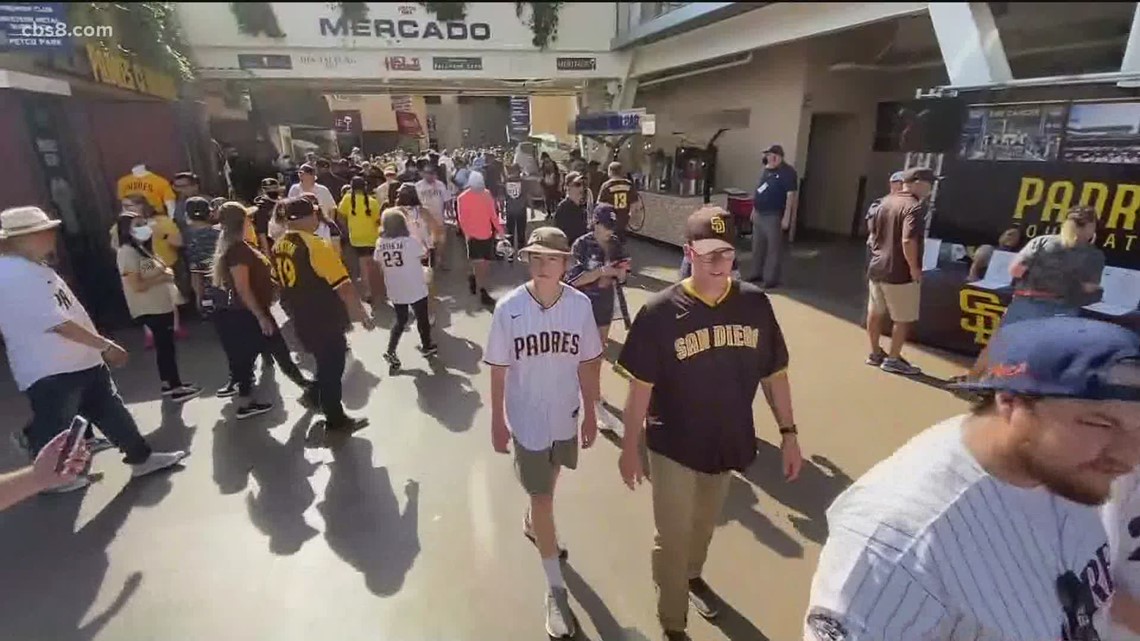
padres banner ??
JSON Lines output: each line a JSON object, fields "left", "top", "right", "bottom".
{"left": 933, "top": 158, "right": 1140, "bottom": 269}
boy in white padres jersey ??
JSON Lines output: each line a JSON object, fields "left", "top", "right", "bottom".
{"left": 374, "top": 209, "right": 436, "bottom": 375}
{"left": 807, "top": 317, "right": 1140, "bottom": 641}
{"left": 484, "top": 226, "right": 603, "bottom": 639}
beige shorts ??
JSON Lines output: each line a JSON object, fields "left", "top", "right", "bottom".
{"left": 868, "top": 280, "right": 921, "bottom": 323}
{"left": 513, "top": 436, "right": 579, "bottom": 496}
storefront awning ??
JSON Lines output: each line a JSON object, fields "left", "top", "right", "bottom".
{"left": 0, "top": 69, "right": 70, "bottom": 96}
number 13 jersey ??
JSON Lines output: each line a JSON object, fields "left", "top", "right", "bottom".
{"left": 374, "top": 236, "right": 427, "bottom": 305}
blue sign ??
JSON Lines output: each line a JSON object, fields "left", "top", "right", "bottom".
{"left": 509, "top": 96, "right": 530, "bottom": 140}
{"left": 574, "top": 111, "right": 643, "bottom": 136}
{"left": 0, "top": 3, "right": 67, "bottom": 51}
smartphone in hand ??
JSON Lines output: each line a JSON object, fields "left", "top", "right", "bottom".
{"left": 55, "top": 416, "right": 88, "bottom": 474}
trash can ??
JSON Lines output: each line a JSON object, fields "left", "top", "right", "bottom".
{"left": 725, "top": 189, "right": 753, "bottom": 236}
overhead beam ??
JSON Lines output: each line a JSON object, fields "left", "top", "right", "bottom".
{"left": 928, "top": 2, "right": 1013, "bottom": 87}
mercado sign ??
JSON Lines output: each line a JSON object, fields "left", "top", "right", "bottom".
{"left": 85, "top": 42, "right": 177, "bottom": 100}
{"left": 319, "top": 17, "right": 490, "bottom": 41}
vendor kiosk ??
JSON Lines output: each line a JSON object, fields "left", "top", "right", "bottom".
{"left": 892, "top": 91, "right": 1140, "bottom": 355}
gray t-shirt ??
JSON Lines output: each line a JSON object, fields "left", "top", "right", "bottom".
{"left": 1015, "top": 234, "right": 1104, "bottom": 306}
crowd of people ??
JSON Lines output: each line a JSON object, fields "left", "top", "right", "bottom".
{"left": 2, "top": 135, "right": 1140, "bottom": 641}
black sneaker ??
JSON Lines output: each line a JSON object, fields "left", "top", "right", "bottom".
{"left": 383, "top": 352, "right": 402, "bottom": 375}
{"left": 216, "top": 381, "right": 239, "bottom": 398}
{"left": 417, "top": 344, "right": 439, "bottom": 357}
{"left": 663, "top": 631, "right": 690, "bottom": 641}
{"left": 687, "top": 577, "right": 721, "bottom": 620}
{"left": 167, "top": 384, "right": 202, "bottom": 404}
{"left": 865, "top": 349, "right": 887, "bottom": 367}
{"left": 326, "top": 416, "right": 369, "bottom": 435}
{"left": 235, "top": 402, "right": 274, "bottom": 420}
{"left": 480, "top": 289, "right": 496, "bottom": 307}
{"left": 468, "top": 274, "right": 477, "bottom": 294}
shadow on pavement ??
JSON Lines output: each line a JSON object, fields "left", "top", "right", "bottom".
{"left": 409, "top": 358, "right": 482, "bottom": 433}
{"left": 732, "top": 441, "right": 854, "bottom": 546}
{"left": 342, "top": 357, "right": 382, "bottom": 411}
{"left": 318, "top": 438, "right": 420, "bottom": 596}
{"left": 563, "top": 563, "right": 651, "bottom": 641}
{"left": 709, "top": 597, "right": 772, "bottom": 641}
{"left": 0, "top": 473, "right": 175, "bottom": 640}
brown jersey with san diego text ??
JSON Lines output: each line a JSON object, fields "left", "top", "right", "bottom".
{"left": 617, "top": 279, "right": 788, "bottom": 474}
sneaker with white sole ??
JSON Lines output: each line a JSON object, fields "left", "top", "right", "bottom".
{"left": 130, "top": 450, "right": 189, "bottom": 478}
{"left": 881, "top": 357, "right": 922, "bottom": 376}
{"left": 86, "top": 437, "right": 115, "bottom": 455}
{"left": 545, "top": 587, "right": 577, "bottom": 638}
{"left": 166, "top": 385, "right": 202, "bottom": 404}
{"left": 41, "top": 475, "right": 92, "bottom": 494}
{"left": 597, "top": 402, "right": 623, "bottom": 435}
{"left": 235, "top": 402, "right": 274, "bottom": 420}
{"left": 865, "top": 350, "right": 887, "bottom": 367}
{"left": 215, "top": 381, "right": 239, "bottom": 398}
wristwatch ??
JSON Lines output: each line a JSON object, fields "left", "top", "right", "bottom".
{"left": 779, "top": 425, "right": 798, "bottom": 436}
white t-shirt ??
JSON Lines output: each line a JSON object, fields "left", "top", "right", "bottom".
{"left": 287, "top": 182, "right": 337, "bottom": 215}
{"left": 374, "top": 236, "right": 427, "bottom": 305}
{"left": 415, "top": 178, "right": 448, "bottom": 220}
{"left": 807, "top": 416, "right": 1113, "bottom": 641}
{"left": 403, "top": 205, "right": 434, "bottom": 249}
{"left": 1104, "top": 470, "right": 1140, "bottom": 640}
{"left": 483, "top": 283, "right": 602, "bottom": 451}
{"left": 0, "top": 255, "right": 105, "bottom": 390}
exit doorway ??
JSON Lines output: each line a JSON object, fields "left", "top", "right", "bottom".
{"left": 800, "top": 113, "right": 866, "bottom": 238}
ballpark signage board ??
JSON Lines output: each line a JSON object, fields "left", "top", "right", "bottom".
{"left": 556, "top": 57, "right": 596, "bottom": 71}
{"left": 384, "top": 55, "right": 421, "bottom": 71}
{"left": 0, "top": 2, "right": 66, "bottom": 50}
{"left": 432, "top": 56, "right": 482, "bottom": 71}
{"left": 509, "top": 95, "right": 530, "bottom": 139}
{"left": 319, "top": 16, "right": 491, "bottom": 42}
{"left": 237, "top": 54, "right": 293, "bottom": 70}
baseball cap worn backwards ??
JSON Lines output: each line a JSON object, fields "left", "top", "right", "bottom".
{"left": 889, "top": 171, "right": 905, "bottom": 183}
{"left": 686, "top": 206, "right": 736, "bottom": 254}
{"left": 903, "top": 167, "right": 936, "bottom": 184}
{"left": 184, "top": 196, "right": 211, "bottom": 221}
{"left": 593, "top": 203, "right": 618, "bottom": 228}
{"left": 520, "top": 226, "right": 572, "bottom": 256}
{"left": 281, "top": 197, "right": 316, "bottom": 221}
{"left": 955, "top": 317, "right": 1140, "bottom": 402}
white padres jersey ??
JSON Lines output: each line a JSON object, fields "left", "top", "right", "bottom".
{"left": 807, "top": 416, "right": 1113, "bottom": 641}
{"left": 403, "top": 205, "right": 434, "bottom": 249}
{"left": 484, "top": 283, "right": 603, "bottom": 451}
{"left": 374, "top": 236, "right": 427, "bottom": 305}
{"left": 1105, "top": 470, "right": 1140, "bottom": 641}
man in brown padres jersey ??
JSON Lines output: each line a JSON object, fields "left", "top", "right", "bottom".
{"left": 616, "top": 206, "right": 803, "bottom": 641}
{"left": 597, "top": 161, "right": 642, "bottom": 241}
{"left": 273, "top": 197, "right": 374, "bottom": 435}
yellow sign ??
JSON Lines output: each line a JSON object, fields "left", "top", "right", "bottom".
{"left": 960, "top": 287, "right": 1007, "bottom": 345}
{"left": 85, "top": 43, "right": 177, "bottom": 100}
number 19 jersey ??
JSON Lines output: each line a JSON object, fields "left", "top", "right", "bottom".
{"left": 374, "top": 236, "right": 427, "bottom": 305}
{"left": 272, "top": 230, "right": 350, "bottom": 347}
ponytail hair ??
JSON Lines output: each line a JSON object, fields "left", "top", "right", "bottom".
{"left": 350, "top": 175, "right": 368, "bottom": 216}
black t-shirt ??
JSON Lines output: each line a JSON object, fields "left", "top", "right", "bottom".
{"left": 616, "top": 280, "right": 789, "bottom": 474}
{"left": 598, "top": 178, "right": 640, "bottom": 228}
{"left": 252, "top": 195, "right": 276, "bottom": 241}
{"left": 554, "top": 197, "right": 588, "bottom": 245}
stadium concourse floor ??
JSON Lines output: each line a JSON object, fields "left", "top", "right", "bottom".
{"left": 0, "top": 232, "right": 968, "bottom": 641}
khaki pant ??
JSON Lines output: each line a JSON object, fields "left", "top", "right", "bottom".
{"left": 649, "top": 451, "right": 732, "bottom": 631}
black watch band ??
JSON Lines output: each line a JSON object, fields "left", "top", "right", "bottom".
{"left": 779, "top": 425, "right": 798, "bottom": 436}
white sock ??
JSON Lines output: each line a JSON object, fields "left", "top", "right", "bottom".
{"left": 542, "top": 556, "right": 565, "bottom": 589}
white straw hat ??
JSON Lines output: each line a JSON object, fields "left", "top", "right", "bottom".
{"left": 0, "top": 206, "right": 61, "bottom": 239}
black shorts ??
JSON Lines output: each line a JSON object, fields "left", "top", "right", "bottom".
{"left": 467, "top": 238, "right": 494, "bottom": 260}
{"left": 352, "top": 245, "right": 373, "bottom": 258}
{"left": 590, "top": 291, "right": 616, "bottom": 327}
{"left": 421, "top": 248, "right": 436, "bottom": 267}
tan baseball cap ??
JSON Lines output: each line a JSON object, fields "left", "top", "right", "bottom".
{"left": 520, "top": 226, "right": 572, "bottom": 256}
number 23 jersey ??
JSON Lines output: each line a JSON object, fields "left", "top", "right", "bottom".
{"left": 374, "top": 236, "right": 427, "bottom": 305}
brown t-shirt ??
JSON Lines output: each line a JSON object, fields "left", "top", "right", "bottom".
{"left": 616, "top": 279, "right": 789, "bottom": 474}
{"left": 224, "top": 241, "right": 277, "bottom": 313}
{"left": 597, "top": 178, "right": 640, "bottom": 229}
{"left": 868, "top": 192, "right": 926, "bottom": 284}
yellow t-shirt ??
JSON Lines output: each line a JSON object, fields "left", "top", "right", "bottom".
{"left": 116, "top": 172, "right": 176, "bottom": 215}
{"left": 150, "top": 215, "right": 182, "bottom": 266}
{"left": 337, "top": 193, "right": 382, "bottom": 248}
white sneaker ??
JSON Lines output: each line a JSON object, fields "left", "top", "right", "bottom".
{"left": 545, "top": 588, "right": 577, "bottom": 638}
{"left": 41, "top": 475, "right": 92, "bottom": 494}
{"left": 130, "top": 450, "right": 189, "bottom": 478}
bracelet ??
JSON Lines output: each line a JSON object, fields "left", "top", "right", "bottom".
{"left": 779, "top": 425, "right": 797, "bottom": 436}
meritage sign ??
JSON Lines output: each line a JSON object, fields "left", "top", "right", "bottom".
{"left": 319, "top": 17, "right": 490, "bottom": 41}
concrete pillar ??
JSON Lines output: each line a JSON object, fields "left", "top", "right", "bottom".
{"left": 928, "top": 2, "right": 1012, "bottom": 87}
{"left": 1121, "top": 4, "right": 1140, "bottom": 86}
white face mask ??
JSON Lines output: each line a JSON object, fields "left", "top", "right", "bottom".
{"left": 130, "top": 226, "right": 153, "bottom": 242}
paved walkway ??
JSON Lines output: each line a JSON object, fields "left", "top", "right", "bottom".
{"left": 0, "top": 236, "right": 968, "bottom": 641}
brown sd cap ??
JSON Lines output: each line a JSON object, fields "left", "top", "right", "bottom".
{"left": 685, "top": 206, "right": 736, "bottom": 253}
{"left": 520, "top": 226, "right": 572, "bottom": 256}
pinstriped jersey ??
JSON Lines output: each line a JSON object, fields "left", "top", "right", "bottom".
{"left": 1105, "top": 470, "right": 1140, "bottom": 641}
{"left": 807, "top": 416, "right": 1113, "bottom": 641}
{"left": 483, "top": 283, "right": 602, "bottom": 451}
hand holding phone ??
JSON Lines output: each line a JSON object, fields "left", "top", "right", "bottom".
{"left": 31, "top": 417, "right": 91, "bottom": 489}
